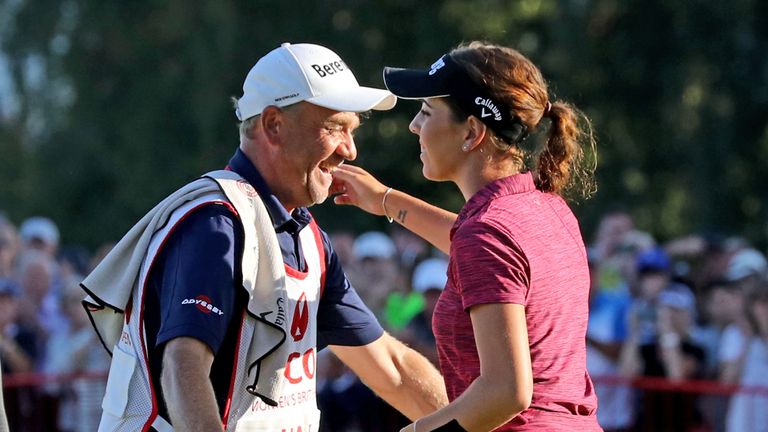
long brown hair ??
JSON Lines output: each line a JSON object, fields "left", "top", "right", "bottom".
{"left": 449, "top": 41, "right": 597, "bottom": 200}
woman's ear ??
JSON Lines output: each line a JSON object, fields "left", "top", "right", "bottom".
{"left": 461, "top": 116, "right": 488, "bottom": 152}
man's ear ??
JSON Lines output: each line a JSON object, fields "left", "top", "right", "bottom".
{"left": 260, "top": 106, "right": 284, "bottom": 142}
{"left": 462, "top": 116, "right": 488, "bottom": 152}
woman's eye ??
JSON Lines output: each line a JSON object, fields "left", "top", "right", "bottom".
{"left": 419, "top": 109, "right": 430, "bottom": 117}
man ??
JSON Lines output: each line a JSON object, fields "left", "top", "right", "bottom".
{"left": 0, "top": 278, "right": 39, "bottom": 432}
{"left": 0, "top": 216, "right": 19, "bottom": 278}
{"left": 19, "top": 216, "right": 60, "bottom": 257}
{"left": 81, "top": 43, "right": 447, "bottom": 432}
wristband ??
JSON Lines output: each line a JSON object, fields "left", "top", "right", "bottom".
{"left": 382, "top": 187, "right": 394, "bottom": 223}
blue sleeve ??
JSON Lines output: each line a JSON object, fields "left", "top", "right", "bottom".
{"left": 153, "top": 204, "right": 242, "bottom": 355}
{"left": 613, "top": 295, "right": 632, "bottom": 342}
{"left": 316, "top": 230, "right": 384, "bottom": 350}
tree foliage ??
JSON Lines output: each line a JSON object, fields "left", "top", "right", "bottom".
{"left": 0, "top": 0, "right": 766, "bottom": 248}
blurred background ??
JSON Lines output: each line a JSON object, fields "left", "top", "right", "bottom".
{"left": 1, "top": 0, "right": 767, "bottom": 431}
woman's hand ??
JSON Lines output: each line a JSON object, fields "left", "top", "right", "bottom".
{"left": 331, "top": 164, "right": 390, "bottom": 216}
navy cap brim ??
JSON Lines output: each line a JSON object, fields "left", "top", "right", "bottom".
{"left": 383, "top": 67, "right": 450, "bottom": 100}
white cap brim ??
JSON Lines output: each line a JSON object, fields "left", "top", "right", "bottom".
{"left": 306, "top": 86, "right": 397, "bottom": 112}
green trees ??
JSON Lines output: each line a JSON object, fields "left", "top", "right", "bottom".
{"left": 0, "top": 0, "right": 766, "bottom": 247}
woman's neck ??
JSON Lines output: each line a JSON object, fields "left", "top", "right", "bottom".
{"left": 455, "top": 155, "right": 520, "bottom": 201}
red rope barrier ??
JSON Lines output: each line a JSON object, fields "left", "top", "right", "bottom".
{"left": 591, "top": 374, "right": 768, "bottom": 397}
{"left": 2, "top": 371, "right": 108, "bottom": 389}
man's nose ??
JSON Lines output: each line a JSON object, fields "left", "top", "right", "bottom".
{"left": 338, "top": 133, "right": 357, "bottom": 161}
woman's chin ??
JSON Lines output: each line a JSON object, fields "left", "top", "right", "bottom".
{"left": 421, "top": 166, "right": 439, "bottom": 182}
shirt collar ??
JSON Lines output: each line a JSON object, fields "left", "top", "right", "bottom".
{"left": 451, "top": 171, "right": 537, "bottom": 238}
{"left": 226, "top": 149, "right": 311, "bottom": 234}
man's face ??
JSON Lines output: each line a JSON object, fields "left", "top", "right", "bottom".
{"left": 707, "top": 287, "right": 744, "bottom": 325}
{"left": 638, "top": 271, "right": 669, "bottom": 300}
{"left": 277, "top": 103, "right": 360, "bottom": 209}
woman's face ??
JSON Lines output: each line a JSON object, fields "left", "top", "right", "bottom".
{"left": 408, "top": 97, "right": 468, "bottom": 182}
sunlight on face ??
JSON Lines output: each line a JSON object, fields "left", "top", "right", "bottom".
{"left": 279, "top": 103, "right": 360, "bottom": 208}
{"left": 408, "top": 98, "right": 467, "bottom": 182}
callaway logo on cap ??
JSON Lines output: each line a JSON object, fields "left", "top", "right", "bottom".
{"left": 383, "top": 54, "right": 528, "bottom": 143}
{"left": 236, "top": 43, "right": 397, "bottom": 121}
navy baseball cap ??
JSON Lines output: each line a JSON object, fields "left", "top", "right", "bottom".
{"left": 636, "top": 248, "right": 671, "bottom": 274}
{"left": 383, "top": 53, "right": 528, "bottom": 143}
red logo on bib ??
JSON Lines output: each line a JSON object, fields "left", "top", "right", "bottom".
{"left": 291, "top": 292, "right": 309, "bottom": 341}
{"left": 236, "top": 179, "right": 258, "bottom": 197}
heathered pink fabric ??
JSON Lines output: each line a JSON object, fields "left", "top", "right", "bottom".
{"left": 433, "top": 172, "right": 600, "bottom": 431}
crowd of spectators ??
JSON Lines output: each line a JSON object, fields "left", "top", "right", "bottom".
{"left": 586, "top": 211, "right": 768, "bottom": 432}
{"left": 0, "top": 214, "right": 109, "bottom": 432}
{"left": 0, "top": 210, "right": 766, "bottom": 431}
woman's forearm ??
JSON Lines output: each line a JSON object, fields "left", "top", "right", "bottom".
{"left": 384, "top": 189, "right": 456, "bottom": 254}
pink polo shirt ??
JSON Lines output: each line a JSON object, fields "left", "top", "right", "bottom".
{"left": 433, "top": 172, "right": 600, "bottom": 431}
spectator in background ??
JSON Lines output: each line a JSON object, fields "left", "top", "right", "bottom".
{"left": 699, "top": 278, "right": 750, "bottom": 432}
{"left": 726, "top": 286, "right": 768, "bottom": 432}
{"left": 402, "top": 257, "right": 449, "bottom": 366}
{"left": 0, "top": 217, "right": 19, "bottom": 278}
{"left": 346, "top": 231, "right": 406, "bottom": 323}
{"left": 724, "top": 247, "right": 767, "bottom": 296}
{"left": 18, "top": 217, "right": 66, "bottom": 325}
{"left": 0, "top": 277, "right": 40, "bottom": 431}
{"left": 665, "top": 233, "right": 730, "bottom": 295}
{"left": 19, "top": 216, "right": 60, "bottom": 257}
{"left": 585, "top": 251, "right": 634, "bottom": 432}
{"left": 16, "top": 250, "right": 66, "bottom": 344}
{"left": 624, "top": 247, "right": 692, "bottom": 344}
{"left": 621, "top": 278, "right": 707, "bottom": 431}
{"left": 42, "top": 280, "right": 110, "bottom": 432}
{"left": 706, "top": 279, "right": 751, "bottom": 384}
{"left": 0, "top": 278, "right": 36, "bottom": 374}
{"left": 592, "top": 210, "right": 634, "bottom": 262}
{"left": 595, "top": 226, "right": 655, "bottom": 305}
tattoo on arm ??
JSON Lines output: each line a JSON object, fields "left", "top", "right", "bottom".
{"left": 397, "top": 209, "right": 408, "bottom": 223}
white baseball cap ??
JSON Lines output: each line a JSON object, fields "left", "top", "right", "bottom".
{"left": 235, "top": 43, "right": 397, "bottom": 121}
{"left": 19, "top": 216, "right": 59, "bottom": 247}
{"left": 726, "top": 248, "right": 767, "bottom": 281}
{"left": 412, "top": 258, "right": 449, "bottom": 293}
{"left": 353, "top": 231, "right": 396, "bottom": 260}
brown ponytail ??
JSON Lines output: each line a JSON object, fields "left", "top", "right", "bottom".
{"left": 450, "top": 42, "right": 597, "bottom": 201}
{"left": 537, "top": 101, "right": 597, "bottom": 200}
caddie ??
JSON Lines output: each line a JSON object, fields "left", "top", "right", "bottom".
{"left": 81, "top": 42, "right": 447, "bottom": 432}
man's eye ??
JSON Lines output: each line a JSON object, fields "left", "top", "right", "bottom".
{"left": 419, "top": 109, "right": 430, "bottom": 117}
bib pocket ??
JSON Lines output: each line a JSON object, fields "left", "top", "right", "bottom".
{"left": 101, "top": 345, "right": 137, "bottom": 418}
